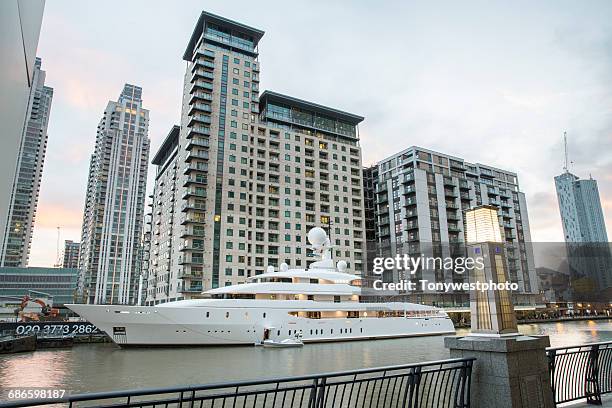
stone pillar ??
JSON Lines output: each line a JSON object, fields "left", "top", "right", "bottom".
{"left": 445, "top": 335, "right": 555, "bottom": 408}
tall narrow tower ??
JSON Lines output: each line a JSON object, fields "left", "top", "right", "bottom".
{"left": 555, "top": 132, "right": 611, "bottom": 293}
{"left": 0, "top": 57, "right": 53, "bottom": 267}
{"left": 79, "top": 84, "right": 150, "bottom": 304}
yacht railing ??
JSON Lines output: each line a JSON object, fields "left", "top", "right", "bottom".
{"left": 0, "top": 357, "right": 474, "bottom": 408}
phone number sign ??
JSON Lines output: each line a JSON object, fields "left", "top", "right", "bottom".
{"left": 0, "top": 322, "right": 100, "bottom": 337}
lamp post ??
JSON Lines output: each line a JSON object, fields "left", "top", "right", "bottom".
{"left": 445, "top": 205, "right": 554, "bottom": 408}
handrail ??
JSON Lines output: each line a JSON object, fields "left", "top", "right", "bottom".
{"left": 547, "top": 340, "right": 612, "bottom": 406}
{"left": 0, "top": 357, "right": 475, "bottom": 408}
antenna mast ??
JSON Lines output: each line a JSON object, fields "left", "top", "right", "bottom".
{"left": 563, "top": 131, "right": 568, "bottom": 173}
{"left": 55, "top": 226, "right": 61, "bottom": 267}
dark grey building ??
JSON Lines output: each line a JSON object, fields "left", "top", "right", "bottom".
{"left": 62, "top": 240, "right": 80, "bottom": 269}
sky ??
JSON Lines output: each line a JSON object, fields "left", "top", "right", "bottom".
{"left": 29, "top": 0, "right": 612, "bottom": 266}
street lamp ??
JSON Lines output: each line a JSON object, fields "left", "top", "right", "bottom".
{"left": 465, "top": 205, "right": 518, "bottom": 336}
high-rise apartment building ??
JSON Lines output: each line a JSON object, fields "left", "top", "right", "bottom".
{"left": 62, "top": 239, "right": 80, "bottom": 269}
{"left": 0, "top": 0, "right": 46, "bottom": 249}
{"left": 1, "top": 57, "right": 53, "bottom": 267}
{"left": 365, "top": 146, "right": 538, "bottom": 306}
{"left": 555, "top": 172, "right": 608, "bottom": 243}
{"left": 79, "top": 84, "right": 150, "bottom": 305}
{"left": 555, "top": 171, "right": 611, "bottom": 291}
{"left": 145, "top": 12, "right": 366, "bottom": 305}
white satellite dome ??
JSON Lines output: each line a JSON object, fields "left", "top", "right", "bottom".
{"left": 280, "top": 263, "right": 289, "bottom": 272}
{"left": 336, "top": 260, "right": 348, "bottom": 272}
{"left": 266, "top": 265, "right": 275, "bottom": 273}
{"left": 307, "top": 227, "right": 328, "bottom": 246}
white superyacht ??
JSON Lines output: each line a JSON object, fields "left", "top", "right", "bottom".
{"left": 67, "top": 228, "right": 455, "bottom": 346}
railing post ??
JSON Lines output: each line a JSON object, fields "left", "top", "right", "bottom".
{"left": 315, "top": 377, "right": 327, "bottom": 408}
{"left": 405, "top": 365, "right": 422, "bottom": 408}
{"left": 586, "top": 345, "right": 602, "bottom": 405}
{"left": 547, "top": 349, "right": 557, "bottom": 406}
{"left": 308, "top": 378, "right": 319, "bottom": 408}
{"left": 456, "top": 359, "right": 473, "bottom": 408}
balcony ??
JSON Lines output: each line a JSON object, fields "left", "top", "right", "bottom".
{"left": 460, "top": 193, "right": 470, "bottom": 201}
{"left": 186, "top": 150, "right": 210, "bottom": 162}
{"left": 192, "top": 69, "right": 214, "bottom": 81}
{"left": 195, "top": 49, "right": 215, "bottom": 59}
{"left": 181, "top": 202, "right": 206, "bottom": 212}
{"left": 406, "top": 221, "right": 418, "bottom": 230}
{"left": 443, "top": 177, "right": 454, "bottom": 186}
{"left": 183, "top": 162, "right": 208, "bottom": 175}
{"left": 444, "top": 189, "right": 458, "bottom": 198}
{"left": 183, "top": 175, "right": 208, "bottom": 187}
{"left": 195, "top": 59, "right": 215, "bottom": 69}
{"left": 188, "top": 102, "right": 212, "bottom": 116}
{"left": 179, "top": 283, "right": 203, "bottom": 293}
{"left": 447, "top": 225, "right": 462, "bottom": 233}
{"left": 188, "top": 114, "right": 212, "bottom": 127}
{"left": 178, "top": 270, "right": 204, "bottom": 279}
{"left": 406, "top": 209, "right": 418, "bottom": 218}
{"left": 189, "top": 91, "right": 213, "bottom": 105}
{"left": 404, "top": 198, "right": 417, "bottom": 207}
{"left": 180, "top": 215, "right": 206, "bottom": 225}
{"left": 187, "top": 126, "right": 211, "bottom": 138}
{"left": 190, "top": 80, "right": 214, "bottom": 94}
{"left": 186, "top": 138, "right": 210, "bottom": 150}
{"left": 376, "top": 195, "right": 389, "bottom": 204}
{"left": 182, "top": 188, "right": 207, "bottom": 199}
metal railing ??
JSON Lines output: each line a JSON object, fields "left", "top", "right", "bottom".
{"left": 0, "top": 357, "right": 474, "bottom": 408}
{"left": 547, "top": 340, "right": 612, "bottom": 405}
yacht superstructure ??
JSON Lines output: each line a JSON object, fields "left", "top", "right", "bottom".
{"left": 67, "top": 228, "right": 455, "bottom": 346}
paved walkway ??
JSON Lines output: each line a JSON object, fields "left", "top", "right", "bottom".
{"left": 561, "top": 394, "right": 612, "bottom": 407}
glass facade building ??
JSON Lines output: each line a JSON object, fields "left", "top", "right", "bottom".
{"left": 0, "top": 267, "right": 79, "bottom": 306}
{"left": 0, "top": 57, "right": 53, "bottom": 267}
{"left": 79, "top": 84, "right": 150, "bottom": 305}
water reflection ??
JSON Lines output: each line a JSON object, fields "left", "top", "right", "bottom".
{"left": 0, "top": 319, "right": 610, "bottom": 395}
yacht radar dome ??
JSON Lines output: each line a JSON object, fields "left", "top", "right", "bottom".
{"left": 280, "top": 263, "right": 289, "bottom": 272}
{"left": 307, "top": 227, "right": 327, "bottom": 246}
{"left": 266, "top": 266, "right": 275, "bottom": 273}
{"left": 336, "top": 260, "right": 347, "bottom": 272}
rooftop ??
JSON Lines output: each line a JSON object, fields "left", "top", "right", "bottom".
{"left": 260, "top": 91, "right": 365, "bottom": 126}
{"left": 183, "top": 11, "right": 265, "bottom": 61}
{"left": 152, "top": 125, "right": 180, "bottom": 165}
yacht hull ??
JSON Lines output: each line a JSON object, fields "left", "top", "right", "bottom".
{"left": 67, "top": 303, "right": 455, "bottom": 346}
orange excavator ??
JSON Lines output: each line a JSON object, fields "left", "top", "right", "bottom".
{"left": 18, "top": 295, "right": 61, "bottom": 321}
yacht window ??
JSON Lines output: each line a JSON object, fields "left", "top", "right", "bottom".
{"left": 206, "top": 312, "right": 210, "bottom": 318}
{"left": 226, "top": 312, "right": 230, "bottom": 318}
{"left": 307, "top": 295, "right": 314, "bottom": 301}
{"left": 277, "top": 330, "right": 280, "bottom": 336}
{"left": 309, "top": 279, "right": 318, "bottom": 284}
{"left": 263, "top": 313, "right": 267, "bottom": 318}
{"left": 334, "top": 296, "right": 341, "bottom": 303}
{"left": 331, "top": 329, "right": 333, "bottom": 334}
{"left": 310, "top": 330, "right": 313, "bottom": 335}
